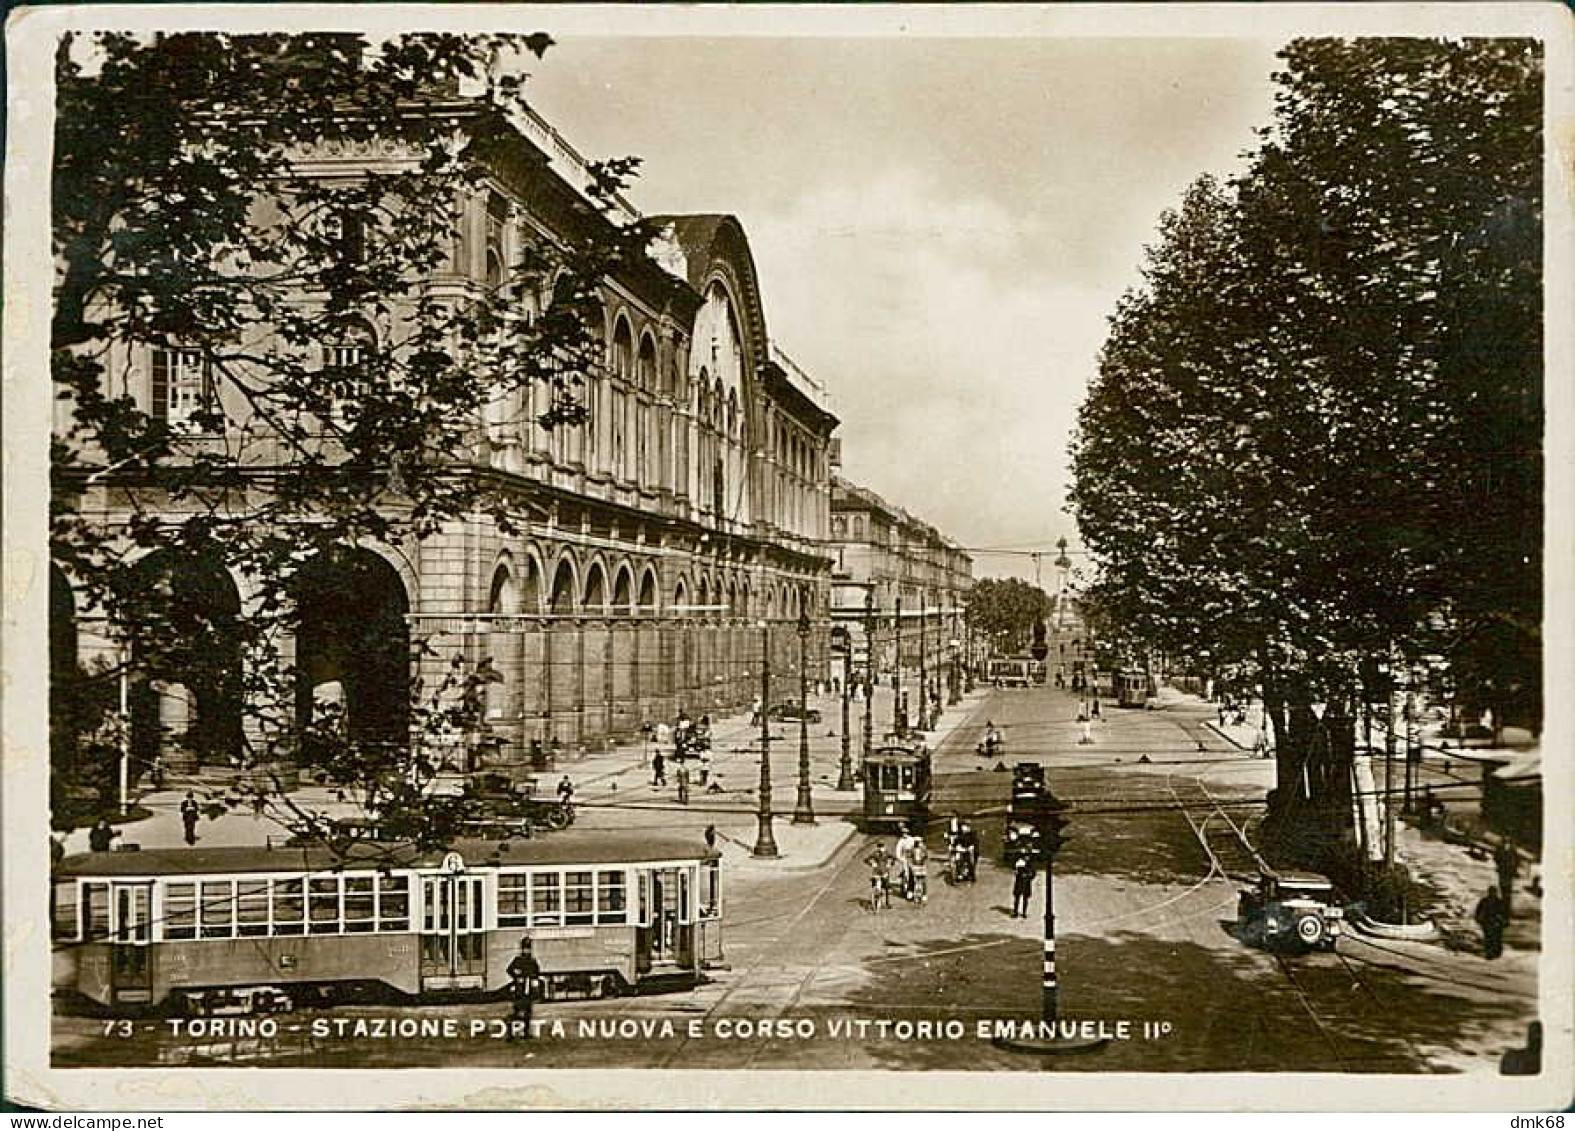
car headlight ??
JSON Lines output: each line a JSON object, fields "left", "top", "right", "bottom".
{"left": 1265, "top": 917, "right": 1279, "bottom": 931}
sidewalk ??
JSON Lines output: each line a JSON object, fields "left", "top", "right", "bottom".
{"left": 66, "top": 679, "right": 993, "bottom": 875}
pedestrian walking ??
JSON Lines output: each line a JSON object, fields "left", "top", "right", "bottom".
{"left": 1078, "top": 711, "right": 1093, "bottom": 746}
{"left": 149, "top": 754, "right": 165, "bottom": 790}
{"left": 652, "top": 750, "right": 666, "bottom": 788}
{"left": 704, "top": 824, "right": 718, "bottom": 851}
{"left": 88, "top": 817, "right": 117, "bottom": 853}
{"left": 1475, "top": 884, "right": 1509, "bottom": 959}
{"left": 699, "top": 747, "right": 712, "bottom": 787}
{"left": 865, "top": 843, "right": 894, "bottom": 912}
{"left": 180, "top": 792, "right": 201, "bottom": 846}
{"left": 1090, "top": 698, "right": 1101, "bottom": 721}
{"left": 1495, "top": 839, "right": 1519, "bottom": 914}
{"left": 1011, "top": 855, "right": 1035, "bottom": 918}
{"left": 750, "top": 696, "right": 762, "bottom": 727}
{"left": 506, "top": 937, "right": 542, "bottom": 1037}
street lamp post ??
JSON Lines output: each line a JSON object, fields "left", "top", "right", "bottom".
{"left": 949, "top": 636, "right": 961, "bottom": 706}
{"left": 891, "top": 595, "right": 903, "bottom": 735}
{"left": 964, "top": 617, "right": 974, "bottom": 693}
{"left": 752, "top": 621, "right": 779, "bottom": 858}
{"left": 794, "top": 609, "right": 815, "bottom": 824}
{"left": 862, "top": 590, "right": 875, "bottom": 759}
{"left": 837, "top": 618, "right": 855, "bottom": 791}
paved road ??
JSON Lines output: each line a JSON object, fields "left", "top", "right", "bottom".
{"left": 54, "top": 685, "right": 1538, "bottom": 1072}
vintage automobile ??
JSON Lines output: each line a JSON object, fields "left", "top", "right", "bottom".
{"left": 769, "top": 700, "right": 823, "bottom": 725}
{"left": 1236, "top": 870, "right": 1344, "bottom": 951}
{"left": 464, "top": 772, "right": 575, "bottom": 833}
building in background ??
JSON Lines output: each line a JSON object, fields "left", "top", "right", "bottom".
{"left": 827, "top": 475, "right": 973, "bottom": 707}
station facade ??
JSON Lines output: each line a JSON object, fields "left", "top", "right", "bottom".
{"left": 54, "top": 95, "right": 838, "bottom": 777}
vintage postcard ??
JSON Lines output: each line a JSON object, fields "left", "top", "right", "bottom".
{"left": 4, "top": 2, "right": 1571, "bottom": 1112}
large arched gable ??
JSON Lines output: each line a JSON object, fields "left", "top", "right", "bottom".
{"left": 651, "top": 215, "right": 773, "bottom": 386}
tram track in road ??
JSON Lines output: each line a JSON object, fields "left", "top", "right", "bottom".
{"left": 650, "top": 826, "right": 875, "bottom": 1069}
{"left": 1165, "top": 764, "right": 1418, "bottom": 1072}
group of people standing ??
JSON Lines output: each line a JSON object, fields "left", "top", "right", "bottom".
{"left": 649, "top": 710, "right": 717, "bottom": 804}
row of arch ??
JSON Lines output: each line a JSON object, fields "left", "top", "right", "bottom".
{"left": 485, "top": 548, "right": 816, "bottom": 622}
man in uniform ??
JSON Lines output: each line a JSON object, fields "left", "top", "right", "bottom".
{"left": 507, "top": 937, "right": 542, "bottom": 1036}
{"left": 180, "top": 792, "right": 201, "bottom": 846}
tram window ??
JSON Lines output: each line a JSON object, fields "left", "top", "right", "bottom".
{"left": 164, "top": 882, "right": 197, "bottom": 940}
{"left": 344, "top": 876, "right": 375, "bottom": 933}
{"left": 84, "top": 882, "right": 111, "bottom": 941}
{"left": 564, "top": 870, "right": 594, "bottom": 925}
{"left": 700, "top": 860, "right": 720, "bottom": 919}
{"left": 54, "top": 881, "right": 79, "bottom": 941}
{"left": 596, "top": 870, "right": 627, "bottom": 924}
{"left": 237, "top": 882, "right": 270, "bottom": 937}
{"left": 496, "top": 872, "right": 529, "bottom": 927}
{"left": 530, "top": 873, "right": 561, "bottom": 926}
{"left": 378, "top": 875, "right": 410, "bottom": 931}
{"left": 900, "top": 764, "right": 915, "bottom": 791}
{"left": 309, "top": 877, "right": 341, "bottom": 934}
{"left": 200, "top": 880, "right": 234, "bottom": 939}
{"left": 273, "top": 878, "right": 306, "bottom": 935}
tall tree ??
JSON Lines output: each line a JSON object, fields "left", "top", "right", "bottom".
{"left": 1071, "top": 38, "right": 1542, "bottom": 869}
{"left": 964, "top": 578, "right": 1051, "bottom": 656}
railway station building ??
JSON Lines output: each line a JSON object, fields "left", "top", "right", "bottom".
{"left": 52, "top": 81, "right": 838, "bottom": 781}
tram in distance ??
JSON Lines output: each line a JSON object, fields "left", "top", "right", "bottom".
{"left": 861, "top": 733, "right": 932, "bottom": 831}
{"left": 53, "top": 833, "right": 721, "bottom": 1014}
{"left": 986, "top": 657, "right": 1046, "bottom": 688}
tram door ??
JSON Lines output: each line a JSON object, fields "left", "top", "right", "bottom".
{"left": 418, "top": 874, "right": 487, "bottom": 991}
{"left": 638, "top": 868, "right": 693, "bottom": 972}
{"left": 109, "top": 882, "right": 153, "bottom": 1004}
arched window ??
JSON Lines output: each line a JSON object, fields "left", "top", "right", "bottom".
{"left": 323, "top": 318, "right": 378, "bottom": 427}
{"left": 637, "top": 334, "right": 658, "bottom": 390}
{"left": 612, "top": 317, "right": 634, "bottom": 383}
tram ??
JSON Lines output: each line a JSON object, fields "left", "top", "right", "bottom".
{"left": 1116, "top": 670, "right": 1150, "bottom": 708}
{"left": 986, "top": 657, "right": 1046, "bottom": 688}
{"left": 861, "top": 734, "right": 933, "bottom": 831}
{"left": 53, "top": 833, "right": 721, "bottom": 1013}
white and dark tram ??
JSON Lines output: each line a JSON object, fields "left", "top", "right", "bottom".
{"left": 53, "top": 834, "right": 722, "bottom": 1013}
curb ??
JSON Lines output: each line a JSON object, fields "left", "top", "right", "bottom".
{"left": 718, "top": 819, "right": 860, "bottom": 873}
{"left": 1347, "top": 908, "right": 1442, "bottom": 942}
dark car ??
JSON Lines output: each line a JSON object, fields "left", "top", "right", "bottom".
{"left": 466, "top": 773, "right": 574, "bottom": 833}
{"left": 1236, "top": 870, "right": 1344, "bottom": 951}
{"left": 769, "top": 700, "right": 822, "bottom": 724}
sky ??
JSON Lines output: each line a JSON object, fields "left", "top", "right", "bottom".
{"left": 520, "top": 34, "right": 1285, "bottom": 581}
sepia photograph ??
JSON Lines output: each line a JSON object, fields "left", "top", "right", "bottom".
{"left": 3, "top": 2, "right": 1570, "bottom": 1113}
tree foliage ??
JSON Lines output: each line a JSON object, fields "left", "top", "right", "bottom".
{"left": 51, "top": 31, "right": 647, "bottom": 848}
{"left": 1071, "top": 38, "right": 1542, "bottom": 861}
{"left": 964, "top": 578, "right": 1051, "bottom": 656}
